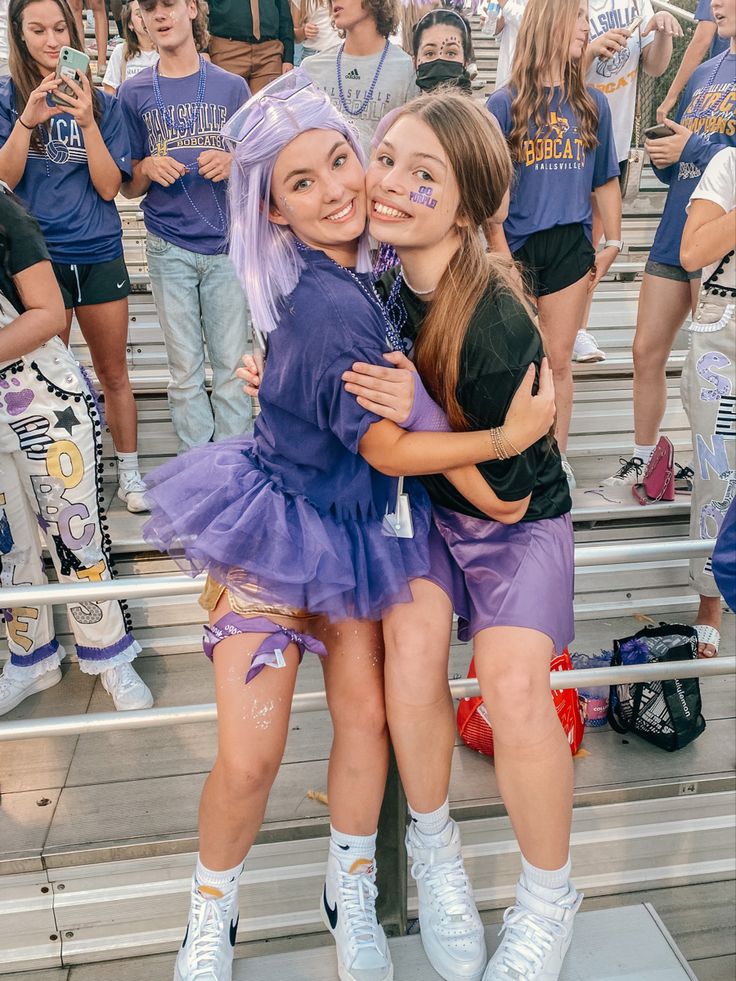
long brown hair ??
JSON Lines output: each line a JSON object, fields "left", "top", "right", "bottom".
{"left": 8, "top": 0, "right": 102, "bottom": 152}
{"left": 507, "top": 0, "right": 599, "bottom": 162}
{"left": 390, "top": 92, "right": 534, "bottom": 432}
{"left": 121, "top": 1, "right": 147, "bottom": 66}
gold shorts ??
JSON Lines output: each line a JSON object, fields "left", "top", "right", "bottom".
{"left": 199, "top": 573, "right": 318, "bottom": 627}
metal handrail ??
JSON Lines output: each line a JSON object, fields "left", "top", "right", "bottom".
{"left": 0, "top": 539, "right": 714, "bottom": 607}
{"left": 652, "top": 0, "right": 696, "bottom": 21}
{"left": 0, "top": 658, "right": 732, "bottom": 743}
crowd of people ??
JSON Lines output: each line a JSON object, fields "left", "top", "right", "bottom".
{"left": 0, "top": 0, "right": 733, "bottom": 979}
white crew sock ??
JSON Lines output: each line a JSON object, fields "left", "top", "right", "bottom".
{"left": 633, "top": 444, "right": 656, "bottom": 465}
{"left": 116, "top": 450, "right": 140, "bottom": 474}
{"left": 409, "top": 798, "right": 451, "bottom": 839}
{"left": 329, "top": 826, "right": 377, "bottom": 873}
{"left": 520, "top": 853, "right": 572, "bottom": 903}
{"left": 194, "top": 856, "right": 243, "bottom": 897}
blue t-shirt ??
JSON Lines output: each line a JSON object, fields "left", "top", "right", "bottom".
{"left": 0, "top": 78, "right": 131, "bottom": 264}
{"left": 649, "top": 52, "right": 736, "bottom": 268}
{"left": 118, "top": 61, "right": 250, "bottom": 256}
{"left": 251, "top": 248, "right": 402, "bottom": 520}
{"left": 695, "top": 0, "right": 730, "bottom": 58}
{"left": 486, "top": 86, "right": 619, "bottom": 252}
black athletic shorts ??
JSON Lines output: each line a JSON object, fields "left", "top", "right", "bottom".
{"left": 513, "top": 223, "right": 595, "bottom": 298}
{"left": 52, "top": 255, "right": 131, "bottom": 309}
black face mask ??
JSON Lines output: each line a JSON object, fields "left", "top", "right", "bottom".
{"left": 415, "top": 59, "right": 472, "bottom": 93}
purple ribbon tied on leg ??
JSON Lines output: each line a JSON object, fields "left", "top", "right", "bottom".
{"left": 202, "top": 613, "right": 328, "bottom": 684}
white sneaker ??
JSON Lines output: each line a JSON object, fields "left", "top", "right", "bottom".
{"left": 406, "top": 819, "right": 487, "bottom": 981}
{"left": 572, "top": 330, "right": 606, "bottom": 363}
{"left": 100, "top": 662, "right": 153, "bottom": 711}
{"left": 560, "top": 460, "right": 576, "bottom": 491}
{"left": 0, "top": 665, "right": 62, "bottom": 717}
{"left": 175, "top": 876, "right": 239, "bottom": 981}
{"left": 321, "top": 850, "right": 393, "bottom": 981}
{"left": 118, "top": 469, "right": 149, "bottom": 513}
{"left": 483, "top": 881, "right": 582, "bottom": 980}
{"left": 600, "top": 456, "right": 645, "bottom": 489}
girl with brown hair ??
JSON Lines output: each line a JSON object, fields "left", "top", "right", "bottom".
{"left": 339, "top": 89, "right": 581, "bottom": 979}
{"left": 487, "top": 0, "right": 621, "bottom": 488}
{"left": 0, "top": 0, "right": 148, "bottom": 514}
{"left": 102, "top": 0, "right": 159, "bottom": 94}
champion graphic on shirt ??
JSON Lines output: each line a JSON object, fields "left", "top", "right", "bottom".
{"left": 522, "top": 111, "right": 586, "bottom": 172}
{"left": 681, "top": 82, "right": 736, "bottom": 139}
{"left": 345, "top": 68, "right": 361, "bottom": 80}
{"left": 142, "top": 101, "right": 229, "bottom": 155}
{"left": 26, "top": 117, "right": 88, "bottom": 164}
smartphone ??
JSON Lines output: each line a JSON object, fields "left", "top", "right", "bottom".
{"left": 52, "top": 46, "right": 90, "bottom": 107}
{"left": 644, "top": 123, "right": 675, "bottom": 140}
{"left": 625, "top": 14, "right": 643, "bottom": 32}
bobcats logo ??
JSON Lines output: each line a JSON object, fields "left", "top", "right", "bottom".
{"left": 549, "top": 111, "right": 570, "bottom": 139}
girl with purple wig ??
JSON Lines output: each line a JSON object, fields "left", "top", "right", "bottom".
{"left": 142, "top": 71, "right": 553, "bottom": 981}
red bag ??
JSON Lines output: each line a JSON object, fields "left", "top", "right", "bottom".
{"left": 457, "top": 649, "right": 585, "bottom": 757}
{"left": 632, "top": 435, "right": 675, "bottom": 505}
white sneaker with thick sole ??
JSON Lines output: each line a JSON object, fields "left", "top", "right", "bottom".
{"left": 600, "top": 456, "right": 645, "bottom": 489}
{"left": 406, "top": 819, "right": 487, "bottom": 981}
{"left": 118, "top": 469, "right": 149, "bottom": 513}
{"left": 0, "top": 666, "right": 62, "bottom": 717}
{"left": 100, "top": 662, "right": 153, "bottom": 711}
{"left": 321, "top": 850, "right": 393, "bottom": 981}
{"left": 174, "top": 876, "right": 239, "bottom": 981}
{"left": 483, "top": 881, "right": 583, "bottom": 980}
{"left": 572, "top": 330, "right": 606, "bottom": 363}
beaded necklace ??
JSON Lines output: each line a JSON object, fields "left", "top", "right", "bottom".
{"left": 336, "top": 40, "right": 390, "bottom": 117}
{"left": 152, "top": 56, "right": 225, "bottom": 233}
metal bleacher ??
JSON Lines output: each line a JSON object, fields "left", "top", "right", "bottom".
{"left": 0, "top": 11, "right": 734, "bottom": 981}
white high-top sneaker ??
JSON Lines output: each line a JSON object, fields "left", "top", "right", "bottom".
{"left": 0, "top": 665, "right": 62, "bottom": 717}
{"left": 174, "top": 876, "right": 240, "bottom": 981}
{"left": 406, "top": 819, "right": 487, "bottom": 981}
{"left": 321, "top": 850, "right": 393, "bottom": 981}
{"left": 483, "top": 880, "right": 583, "bottom": 980}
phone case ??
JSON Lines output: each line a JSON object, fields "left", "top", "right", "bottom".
{"left": 52, "top": 46, "right": 90, "bottom": 106}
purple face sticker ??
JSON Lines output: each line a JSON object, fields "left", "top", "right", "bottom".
{"left": 409, "top": 185, "right": 438, "bottom": 209}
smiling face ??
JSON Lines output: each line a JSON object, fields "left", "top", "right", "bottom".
{"left": 137, "top": 0, "right": 196, "bottom": 52}
{"left": 268, "top": 128, "right": 367, "bottom": 265}
{"left": 569, "top": 3, "right": 589, "bottom": 60}
{"left": 20, "top": 0, "right": 71, "bottom": 73}
{"left": 366, "top": 114, "right": 463, "bottom": 253}
{"left": 415, "top": 23, "right": 466, "bottom": 66}
{"left": 711, "top": 0, "right": 736, "bottom": 38}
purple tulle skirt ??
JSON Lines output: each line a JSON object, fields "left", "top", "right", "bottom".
{"left": 142, "top": 436, "right": 433, "bottom": 623}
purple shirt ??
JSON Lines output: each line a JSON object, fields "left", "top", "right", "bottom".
{"left": 118, "top": 61, "right": 250, "bottom": 255}
{"left": 0, "top": 78, "right": 131, "bottom": 264}
{"left": 486, "top": 86, "right": 619, "bottom": 252}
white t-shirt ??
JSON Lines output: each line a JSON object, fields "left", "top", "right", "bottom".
{"left": 296, "top": 2, "right": 341, "bottom": 54}
{"left": 0, "top": 0, "right": 9, "bottom": 70}
{"left": 302, "top": 43, "right": 417, "bottom": 159}
{"left": 494, "top": 1, "right": 528, "bottom": 91}
{"left": 103, "top": 45, "right": 159, "bottom": 91}
{"left": 586, "top": 0, "right": 655, "bottom": 162}
{"left": 689, "top": 148, "right": 736, "bottom": 289}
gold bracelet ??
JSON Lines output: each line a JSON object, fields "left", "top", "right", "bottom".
{"left": 490, "top": 427, "right": 509, "bottom": 461}
{"left": 499, "top": 426, "right": 523, "bottom": 458}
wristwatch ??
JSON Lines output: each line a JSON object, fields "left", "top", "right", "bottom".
{"left": 604, "top": 239, "right": 624, "bottom": 252}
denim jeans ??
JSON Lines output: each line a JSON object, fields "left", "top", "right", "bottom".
{"left": 146, "top": 235, "right": 252, "bottom": 451}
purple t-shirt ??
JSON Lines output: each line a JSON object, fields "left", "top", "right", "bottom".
{"left": 251, "top": 247, "right": 409, "bottom": 520}
{"left": 0, "top": 77, "right": 131, "bottom": 264}
{"left": 649, "top": 52, "right": 736, "bottom": 268}
{"left": 118, "top": 61, "right": 250, "bottom": 255}
{"left": 695, "top": 0, "right": 730, "bottom": 58}
{"left": 486, "top": 86, "right": 619, "bottom": 252}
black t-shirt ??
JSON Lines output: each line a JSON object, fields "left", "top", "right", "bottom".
{"left": 379, "top": 270, "right": 572, "bottom": 523}
{"left": 0, "top": 185, "right": 50, "bottom": 315}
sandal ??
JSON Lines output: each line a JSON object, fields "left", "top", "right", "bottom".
{"left": 675, "top": 464, "right": 694, "bottom": 494}
{"left": 694, "top": 624, "right": 720, "bottom": 658}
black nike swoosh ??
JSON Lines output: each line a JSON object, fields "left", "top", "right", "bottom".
{"left": 181, "top": 922, "right": 189, "bottom": 949}
{"left": 337, "top": 843, "right": 350, "bottom": 850}
{"left": 323, "top": 885, "right": 338, "bottom": 930}
{"left": 229, "top": 914, "right": 239, "bottom": 947}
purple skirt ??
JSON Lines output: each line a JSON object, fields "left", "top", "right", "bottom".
{"left": 432, "top": 507, "right": 575, "bottom": 654}
{"left": 142, "top": 435, "right": 434, "bottom": 623}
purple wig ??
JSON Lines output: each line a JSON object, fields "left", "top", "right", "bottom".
{"left": 222, "top": 70, "right": 370, "bottom": 338}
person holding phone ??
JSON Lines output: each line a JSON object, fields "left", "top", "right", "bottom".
{"left": 0, "top": 0, "right": 149, "bottom": 514}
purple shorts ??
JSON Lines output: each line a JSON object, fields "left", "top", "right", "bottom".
{"left": 413, "top": 518, "right": 472, "bottom": 618}
{"left": 431, "top": 507, "right": 575, "bottom": 654}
